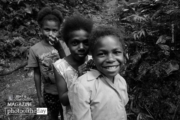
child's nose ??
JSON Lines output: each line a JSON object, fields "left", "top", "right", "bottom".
{"left": 49, "top": 31, "right": 53, "bottom": 36}
{"left": 79, "top": 43, "right": 84, "bottom": 49}
{"left": 107, "top": 54, "right": 115, "bottom": 62}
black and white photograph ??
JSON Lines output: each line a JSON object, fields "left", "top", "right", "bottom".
{"left": 0, "top": 0, "right": 180, "bottom": 120}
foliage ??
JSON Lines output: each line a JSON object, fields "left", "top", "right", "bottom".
{"left": 0, "top": 0, "right": 39, "bottom": 59}
{"left": 117, "top": 0, "right": 180, "bottom": 120}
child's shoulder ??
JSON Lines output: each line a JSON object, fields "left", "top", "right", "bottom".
{"left": 116, "top": 74, "right": 127, "bottom": 86}
{"left": 71, "top": 69, "right": 100, "bottom": 93}
{"left": 54, "top": 58, "right": 64, "bottom": 65}
{"left": 53, "top": 58, "right": 67, "bottom": 69}
{"left": 30, "top": 41, "right": 44, "bottom": 50}
{"left": 78, "top": 69, "right": 100, "bottom": 86}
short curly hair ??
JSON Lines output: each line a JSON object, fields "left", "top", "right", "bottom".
{"left": 37, "top": 6, "right": 63, "bottom": 27}
{"left": 89, "top": 25, "right": 125, "bottom": 55}
{"left": 61, "top": 14, "right": 93, "bottom": 44}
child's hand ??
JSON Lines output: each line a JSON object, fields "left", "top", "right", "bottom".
{"left": 78, "top": 63, "right": 88, "bottom": 76}
{"left": 86, "top": 59, "right": 96, "bottom": 70}
{"left": 48, "top": 35, "right": 61, "bottom": 50}
{"left": 38, "top": 96, "right": 45, "bottom": 107}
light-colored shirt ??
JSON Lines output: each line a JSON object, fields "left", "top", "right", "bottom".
{"left": 68, "top": 69, "right": 129, "bottom": 120}
{"left": 53, "top": 55, "right": 92, "bottom": 120}
{"left": 54, "top": 59, "right": 78, "bottom": 120}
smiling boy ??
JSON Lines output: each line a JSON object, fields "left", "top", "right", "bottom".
{"left": 69, "top": 26, "right": 129, "bottom": 120}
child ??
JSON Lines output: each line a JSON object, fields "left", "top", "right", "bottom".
{"left": 53, "top": 15, "right": 93, "bottom": 120}
{"left": 27, "top": 7, "right": 70, "bottom": 120}
{"left": 69, "top": 26, "right": 129, "bottom": 120}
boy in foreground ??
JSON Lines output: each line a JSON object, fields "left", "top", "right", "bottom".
{"left": 69, "top": 26, "right": 129, "bottom": 120}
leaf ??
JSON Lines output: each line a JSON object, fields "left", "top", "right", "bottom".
{"left": 133, "top": 29, "right": 146, "bottom": 39}
{"left": 156, "top": 36, "right": 164, "bottom": 44}
{"left": 168, "top": 102, "right": 176, "bottom": 113}
{"left": 25, "top": 5, "right": 32, "bottom": 14}
{"left": 139, "top": 29, "right": 146, "bottom": 37}
{"left": 158, "top": 44, "right": 170, "bottom": 51}
{"left": 17, "top": 0, "right": 22, "bottom": 4}
{"left": 156, "top": 35, "right": 171, "bottom": 44}
{"left": 12, "top": 37, "right": 26, "bottom": 45}
{"left": 122, "top": 8, "right": 129, "bottom": 12}
{"left": 137, "top": 62, "right": 150, "bottom": 80}
{"left": 130, "top": 52, "right": 141, "bottom": 65}
{"left": 121, "top": 13, "right": 146, "bottom": 23}
{"left": 132, "top": 14, "right": 146, "bottom": 22}
{"left": 166, "top": 9, "right": 174, "bottom": 14}
{"left": 137, "top": 113, "right": 154, "bottom": 120}
{"left": 133, "top": 31, "right": 138, "bottom": 40}
{"left": 165, "top": 61, "right": 179, "bottom": 75}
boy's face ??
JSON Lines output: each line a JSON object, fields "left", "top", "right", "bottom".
{"left": 41, "top": 20, "right": 60, "bottom": 42}
{"left": 93, "top": 35, "right": 124, "bottom": 81}
{"left": 67, "top": 29, "right": 89, "bottom": 62}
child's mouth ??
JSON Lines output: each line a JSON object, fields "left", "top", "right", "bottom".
{"left": 103, "top": 66, "right": 119, "bottom": 71}
{"left": 77, "top": 53, "right": 86, "bottom": 57}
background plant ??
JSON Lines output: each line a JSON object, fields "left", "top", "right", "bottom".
{"left": 117, "top": 0, "right": 180, "bottom": 120}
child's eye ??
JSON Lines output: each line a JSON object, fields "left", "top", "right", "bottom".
{"left": 52, "top": 29, "right": 58, "bottom": 32}
{"left": 97, "top": 53, "right": 105, "bottom": 56}
{"left": 114, "top": 51, "right": 122, "bottom": 55}
{"left": 71, "top": 41, "right": 79, "bottom": 46}
{"left": 83, "top": 40, "right": 89, "bottom": 46}
{"left": 44, "top": 28, "right": 50, "bottom": 31}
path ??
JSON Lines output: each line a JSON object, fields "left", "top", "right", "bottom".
{"left": 91, "top": 0, "right": 119, "bottom": 26}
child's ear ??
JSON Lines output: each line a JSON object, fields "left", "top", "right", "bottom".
{"left": 123, "top": 53, "right": 129, "bottom": 64}
{"left": 39, "top": 29, "right": 44, "bottom": 38}
{"left": 125, "top": 53, "right": 129, "bottom": 61}
{"left": 39, "top": 27, "right": 43, "bottom": 32}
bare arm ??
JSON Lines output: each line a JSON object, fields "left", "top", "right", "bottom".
{"left": 55, "top": 43, "right": 66, "bottom": 59}
{"left": 48, "top": 36, "right": 66, "bottom": 58}
{"left": 34, "top": 67, "right": 44, "bottom": 106}
{"left": 53, "top": 65, "right": 70, "bottom": 106}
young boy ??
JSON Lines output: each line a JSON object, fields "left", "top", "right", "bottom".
{"left": 69, "top": 26, "right": 129, "bottom": 120}
{"left": 27, "top": 7, "right": 70, "bottom": 120}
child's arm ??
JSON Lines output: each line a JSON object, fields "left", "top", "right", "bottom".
{"left": 53, "top": 65, "right": 70, "bottom": 106}
{"left": 27, "top": 48, "right": 44, "bottom": 106}
{"left": 124, "top": 82, "right": 129, "bottom": 105}
{"left": 69, "top": 81, "right": 92, "bottom": 120}
{"left": 48, "top": 36, "right": 67, "bottom": 58}
{"left": 120, "top": 76, "right": 129, "bottom": 106}
{"left": 55, "top": 43, "right": 66, "bottom": 59}
{"left": 34, "top": 67, "right": 44, "bottom": 106}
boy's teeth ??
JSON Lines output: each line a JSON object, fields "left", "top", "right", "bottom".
{"left": 105, "top": 66, "right": 117, "bottom": 70}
